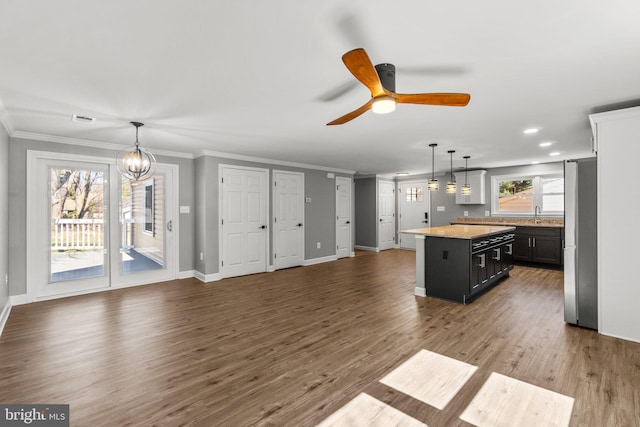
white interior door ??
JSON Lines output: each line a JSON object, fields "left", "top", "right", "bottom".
{"left": 378, "top": 180, "right": 396, "bottom": 250}
{"left": 28, "top": 151, "right": 178, "bottom": 302}
{"left": 220, "top": 166, "right": 268, "bottom": 278}
{"left": 273, "top": 170, "right": 304, "bottom": 270}
{"left": 336, "top": 176, "right": 352, "bottom": 259}
{"left": 398, "top": 181, "right": 430, "bottom": 250}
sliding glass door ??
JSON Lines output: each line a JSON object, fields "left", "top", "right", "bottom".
{"left": 28, "top": 152, "right": 176, "bottom": 301}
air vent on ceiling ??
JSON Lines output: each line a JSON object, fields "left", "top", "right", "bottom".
{"left": 72, "top": 114, "right": 96, "bottom": 123}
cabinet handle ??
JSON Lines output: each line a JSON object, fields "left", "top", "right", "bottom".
{"left": 533, "top": 237, "right": 536, "bottom": 247}
{"left": 477, "top": 253, "right": 486, "bottom": 268}
{"left": 505, "top": 243, "right": 513, "bottom": 255}
{"left": 492, "top": 248, "right": 501, "bottom": 261}
{"left": 528, "top": 237, "right": 531, "bottom": 247}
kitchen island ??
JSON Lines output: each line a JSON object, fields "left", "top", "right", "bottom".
{"left": 402, "top": 225, "right": 516, "bottom": 303}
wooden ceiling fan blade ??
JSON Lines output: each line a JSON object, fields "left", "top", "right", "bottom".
{"left": 342, "top": 48, "right": 385, "bottom": 98}
{"left": 394, "top": 92, "right": 471, "bottom": 106}
{"left": 326, "top": 100, "right": 373, "bottom": 126}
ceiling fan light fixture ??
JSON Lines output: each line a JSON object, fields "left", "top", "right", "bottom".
{"left": 371, "top": 95, "right": 396, "bottom": 114}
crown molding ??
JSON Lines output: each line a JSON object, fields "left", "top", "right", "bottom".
{"left": 12, "top": 131, "right": 194, "bottom": 159}
{"left": 196, "top": 149, "right": 355, "bottom": 175}
{"left": 0, "top": 98, "right": 14, "bottom": 136}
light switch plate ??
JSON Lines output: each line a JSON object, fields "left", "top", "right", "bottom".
{"left": 485, "top": 211, "right": 490, "bottom": 217}
{"left": 180, "top": 206, "right": 190, "bottom": 214}
{"left": 305, "top": 197, "right": 311, "bottom": 203}
{"left": 437, "top": 206, "right": 445, "bottom": 212}
{"left": 464, "top": 211, "right": 469, "bottom": 217}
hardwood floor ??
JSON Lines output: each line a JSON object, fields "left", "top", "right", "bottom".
{"left": 1, "top": 249, "right": 639, "bottom": 426}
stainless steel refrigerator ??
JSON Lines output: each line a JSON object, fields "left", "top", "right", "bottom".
{"left": 564, "top": 158, "right": 598, "bottom": 329}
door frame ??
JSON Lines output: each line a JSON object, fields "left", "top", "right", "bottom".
{"left": 378, "top": 180, "right": 396, "bottom": 251}
{"left": 335, "top": 176, "right": 353, "bottom": 259}
{"left": 218, "top": 164, "right": 270, "bottom": 279}
{"left": 398, "top": 180, "right": 431, "bottom": 250}
{"left": 272, "top": 170, "right": 305, "bottom": 270}
{"left": 26, "top": 150, "right": 179, "bottom": 303}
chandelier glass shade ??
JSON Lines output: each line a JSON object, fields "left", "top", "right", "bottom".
{"left": 117, "top": 122, "right": 156, "bottom": 181}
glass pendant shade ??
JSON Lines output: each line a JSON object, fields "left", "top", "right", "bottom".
{"left": 428, "top": 143, "right": 438, "bottom": 192}
{"left": 462, "top": 155, "right": 471, "bottom": 196}
{"left": 117, "top": 122, "right": 156, "bottom": 181}
{"left": 447, "top": 150, "right": 456, "bottom": 194}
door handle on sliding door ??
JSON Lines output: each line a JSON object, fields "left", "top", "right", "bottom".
{"left": 166, "top": 220, "right": 173, "bottom": 232}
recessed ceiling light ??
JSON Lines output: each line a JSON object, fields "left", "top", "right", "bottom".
{"left": 549, "top": 152, "right": 560, "bottom": 156}
{"left": 531, "top": 161, "right": 540, "bottom": 164}
{"left": 523, "top": 127, "right": 540, "bottom": 134}
{"left": 539, "top": 142, "right": 553, "bottom": 147}
{"left": 396, "top": 172, "right": 409, "bottom": 176}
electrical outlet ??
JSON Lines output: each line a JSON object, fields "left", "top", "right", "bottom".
{"left": 317, "top": 242, "right": 321, "bottom": 249}
{"left": 464, "top": 211, "right": 469, "bottom": 217}
{"left": 485, "top": 211, "right": 491, "bottom": 217}
{"left": 200, "top": 252, "right": 204, "bottom": 261}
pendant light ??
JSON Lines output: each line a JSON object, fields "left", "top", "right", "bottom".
{"left": 117, "top": 122, "right": 156, "bottom": 181}
{"left": 446, "top": 150, "right": 457, "bottom": 194}
{"left": 428, "top": 143, "right": 439, "bottom": 191}
{"left": 462, "top": 155, "right": 471, "bottom": 195}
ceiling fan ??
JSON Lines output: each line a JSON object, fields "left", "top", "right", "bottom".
{"left": 326, "top": 48, "right": 471, "bottom": 126}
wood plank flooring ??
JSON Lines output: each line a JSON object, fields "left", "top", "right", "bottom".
{"left": 1, "top": 249, "right": 639, "bottom": 426}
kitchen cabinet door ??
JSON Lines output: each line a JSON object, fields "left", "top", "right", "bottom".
{"left": 532, "top": 236, "right": 562, "bottom": 264}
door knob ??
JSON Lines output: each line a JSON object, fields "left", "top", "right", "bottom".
{"left": 346, "top": 221, "right": 351, "bottom": 224}
{"left": 260, "top": 225, "right": 267, "bottom": 229}
{"left": 297, "top": 223, "right": 303, "bottom": 227}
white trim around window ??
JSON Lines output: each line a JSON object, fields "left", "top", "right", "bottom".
{"left": 491, "top": 170, "right": 564, "bottom": 216}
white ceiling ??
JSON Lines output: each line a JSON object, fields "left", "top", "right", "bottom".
{"left": 1, "top": 0, "right": 639, "bottom": 175}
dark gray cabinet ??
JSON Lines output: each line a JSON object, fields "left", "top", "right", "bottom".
{"left": 512, "top": 226, "right": 563, "bottom": 265}
{"left": 426, "top": 232, "right": 514, "bottom": 304}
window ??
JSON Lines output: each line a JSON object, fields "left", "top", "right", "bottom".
{"left": 492, "top": 172, "right": 563, "bottom": 215}
{"left": 405, "top": 186, "right": 424, "bottom": 202}
{"left": 144, "top": 181, "right": 154, "bottom": 234}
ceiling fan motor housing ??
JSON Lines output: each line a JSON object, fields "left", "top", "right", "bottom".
{"left": 375, "top": 63, "right": 395, "bottom": 92}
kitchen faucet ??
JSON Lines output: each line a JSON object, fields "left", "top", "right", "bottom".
{"left": 534, "top": 205, "right": 541, "bottom": 223}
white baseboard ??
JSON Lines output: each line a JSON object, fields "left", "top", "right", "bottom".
{"left": 10, "top": 294, "right": 28, "bottom": 306}
{"left": 303, "top": 255, "right": 338, "bottom": 266}
{"left": 414, "top": 287, "right": 427, "bottom": 297}
{"left": 350, "top": 251, "right": 355, "bottom": 257}
{"left": 354, "top": 245, "right": 380, "bottom": 252}
{"left": 394, "top": 243, "right": 400, "bottom": 249}
{"left": 194, "top": 271, "right": 222, "bottom": 283}
{"left": 0, "top": 299, "right": 11, "bottom": 338}
{"left": 267, "top": 265, "right": 276, "bottom": 273}
{"left": 178, "top": 270, "right": 195, "bottom": 279}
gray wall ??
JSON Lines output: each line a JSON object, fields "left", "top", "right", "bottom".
{"left": 355, "top": 177, "right": 377, "bottom": 247}
{"left": 195, "top": 156, "right": 354, "bottom": 276}
{"left": 397, "top": 162, "right": 564, "bottom": 226}
{"left": 0, "top": 125, "right": 9, "bottom": 311}
{"left": 8, "top": 137, "right": 195, "bottom": 296}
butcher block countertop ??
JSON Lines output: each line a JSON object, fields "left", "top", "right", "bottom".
{"left": 400, "top": 224, "right": 516, "bottom": 240}
{"left": 451, "top": 217, "right": 564, "bottom": 228}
